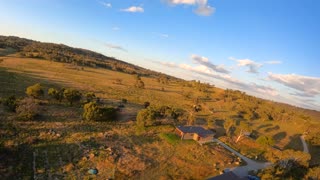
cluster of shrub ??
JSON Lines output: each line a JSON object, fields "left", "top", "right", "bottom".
{"left": 136, "top": 103, "right": 184, "bottom": 129}
{"left": 0, "top": 83, "right": 117, "bottom": 122}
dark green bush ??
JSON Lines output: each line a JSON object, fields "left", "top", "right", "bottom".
{"left": 83, "top": 102, "right": 116, "bottom": 121}
{"left": 63, "top": 89, "right": 81, "bottom": 105}
{"left": 3, "top": 95, "right": 18, "bottom": 112}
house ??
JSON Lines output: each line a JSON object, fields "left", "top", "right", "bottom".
{"left": 175, "top": 126, "right": 215, "bottom": 143}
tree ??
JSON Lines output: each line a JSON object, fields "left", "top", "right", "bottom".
{"left": 144, "top": 101, "right": 150, "bottom": 108}
{"left": 16, "top": 97, "right": 40, "bottom": 120}
{"left": 256, "top": 135, "right": 275, "bottom": 147}
{"left": 261, "top": 149, "right": 311, "bottom": 179}
{"left": 136, "top": 108, "right": 156, "bottom": 127}
{"left": 234, "top": 121, "right": 251, "bottom": 143}
{"left": 121, "top": 99, "right": 128, "bottom": 104}
{"left": 3, "top": 95, "right": 17, "bottom": 112}
{"left": 48, "top": 88, "right": 64, "bottom": 102}
{"left": 63, "top": 89, "right": 82, "bottom": 105}
{"left": 223, "top": 118, "right": 234, "bottom": 136}
{"left": 26, "top": 83, "right": 44, "bottom": 98}
{"left": 83, "top": 102, "right": 117, "bottom": 121}
{"left": 135, "top": 79, "right": 145, "bottom": 89}
{"left": 85, "top": 92, "right": 96, "bottom": 103}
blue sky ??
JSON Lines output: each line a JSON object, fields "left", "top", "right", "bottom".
{"left": 0, "top": 0, "right": 319, "bottom": 110}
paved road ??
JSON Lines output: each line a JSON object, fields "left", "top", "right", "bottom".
{"left": 300, "top": 135, "right": 309, "bottom": 153}
{"left": 213, "top": 139, "right": 272, "bottom": 177}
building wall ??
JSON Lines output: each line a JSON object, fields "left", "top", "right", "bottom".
{"left": 199, "top": 134, "right": 214, "bottom": 143}
{"left": 183, "top": 133, "right": 194, "bottom": 140}
{"left": 193, "top": 133, "right": 200, "bottom": 141}
{"left": 175, "top": 129, "right": 183, "bottom": 137}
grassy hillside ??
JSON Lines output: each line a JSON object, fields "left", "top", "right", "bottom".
{"left": 0, "top": 36, "right": 320, "bottom": 179}
{"left": 0, "top": 35, "right": 178, "bottom": 79}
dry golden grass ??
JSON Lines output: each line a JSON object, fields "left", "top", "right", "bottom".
{"left": 0, "top": 56, "right": 319, "bottom": 178}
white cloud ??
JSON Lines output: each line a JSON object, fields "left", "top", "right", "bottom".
{"left": 160, "top": 61, "right": 177, "bottom": 67}
{"left": 268, "top": 73, "right": 320, "bottom": 97}
{"left": 194, "top": 2, "right": 215, "bottom": 16}
{"left": 121, "top": 6, "right": 144, "bottom": 13}
{"left": 230, "top": 57, "right": 262, "bottom": 74}
{"left": 265, "top": 60, "right": 282, "bottom": 64}
{"left": 167, "top": 0, "right": 196, "bottom": 5}
{"left": 100, "top": 2, "right": 112, "bottom": 8}
{"left": 167, "top": 0, "right": 215, "bottom": 16}
{"left": 191, "top": 54, "right": 230, "bottom": 74}
{"left": 251, "top": 83, "right": 279, "bottom": 96}
{"left": 105, "top": 43, "right": 127, "bottom": 52}
{"left": 178, "top": 62, "right": 278, "bottom": 97}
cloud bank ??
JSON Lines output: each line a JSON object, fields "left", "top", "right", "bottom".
{"left": 191, "top": 54, "right": 230, "bottom": 74}
{"left": 167, "top": 0, "right": 215, "bottom": 16}
{"left": 121, "top": 6, "right": 144, "bottom": 13}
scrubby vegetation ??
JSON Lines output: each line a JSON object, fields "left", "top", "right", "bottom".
{"left": 0, "top": 36, "right": 320, "bottom": 179}
{"left": 83, "top": 102, "right": 117, "bottom": 122}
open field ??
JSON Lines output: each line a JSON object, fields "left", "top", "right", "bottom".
{"left": 0, "top": 56, "right": 239, "bottom": 179}
{"left": 0, "top": 56, "right": 319, "bottom": 178}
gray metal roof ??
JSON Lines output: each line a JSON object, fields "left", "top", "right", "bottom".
{"left": 176, "top": 126, "right": 214, "bottom": 137}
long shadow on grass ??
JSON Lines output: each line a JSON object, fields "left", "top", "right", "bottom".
{"left": 273, "top": 131, "right": 287, "bottom": 143}
{"left": 256, "top": 123, "right": 273, "bottom": 131}
{"left": 0, "top": 143, "right": 33, "bottom": 179}
{"left": 284, "top": 134, "right": 303, "bottom": 151}
{"left": 264, "top": 125, "right": 280, "bottom": 133}
{"left": 0, "top": 67, "right": 65, "bottom": 97}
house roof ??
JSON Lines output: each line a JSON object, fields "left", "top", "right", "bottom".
{"left": 176, "top": 126, "right": 214, "bottom": 137}
{"left": 207, "top": 171, "right": 248, "bottom": 180}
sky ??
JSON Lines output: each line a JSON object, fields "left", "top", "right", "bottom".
{"left": 0, "top": 0, "right": 319, "bottom": 111}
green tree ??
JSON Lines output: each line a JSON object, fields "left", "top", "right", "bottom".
{"left": 85, "top": 92, "right": 96, "bottom": 103}
{"left": 256, "top": 135, "right": 275, "bottom": 147}
{"left": 63, "top": 89, "right": 82, "bottom": 105}
{"left": 136, "top": 108, "right": 156, "bottom": 127}
{"left": 223, "top": 118, "right": 234, "bottom": 136}
{"left": 261, "top": 150, "right": 311, "bottom": 179}
{"left": 3, "top": 95, "right": 17, "bottom": 112}
{"left": 26, "top": 83, "right": 44, "bottom": 98}
{"left": 48, "top": 88, "right": 63, "bottom": 101}
{"left": 83, "top": 102, "right": 116, "bottom": 121}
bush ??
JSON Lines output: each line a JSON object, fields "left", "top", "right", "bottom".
{"left": 26, "top": 83, "right": 44, "bottom": 98}
{"left": 85, "top": 92, "right": 96, "bottom": 103}
{"left": 256, "top": 135, "right": 275, "bottom": 147}
{"left": 16, "top": 97, "right": 40, "bottom": 120}
{"left": 83, "top": 102, "right": 116, "bottom": 121}
{"left": 136, "top": 108, "right": 156, "bottom": 127}
{"left": 63, "top": 89, "right": 82, "bottom": 105}
{"left": 135, "top": 79, "right": 145, "bottom": 89}
{"left": 144, "top": 102, "right": 150, "bottom": 108}
{"left": 121, "top": 99, "right": 128, "bottom": 104}
{"left": 48, "top": 88, "right": 65, "bottom": 102}
{"left": 3, "top": 95, "right": 18, "bottom": 112}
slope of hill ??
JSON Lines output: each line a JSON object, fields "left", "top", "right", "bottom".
{"left": 0, "top": 35, "right": 179, "bottom": 79}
